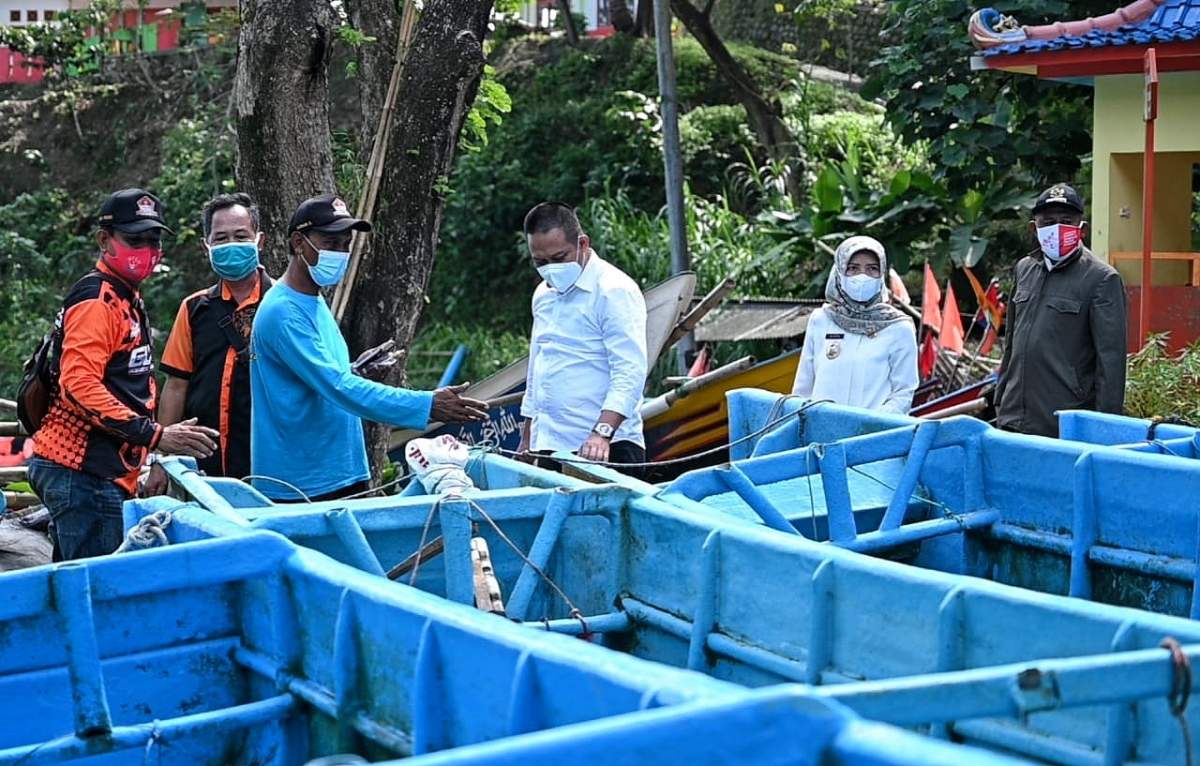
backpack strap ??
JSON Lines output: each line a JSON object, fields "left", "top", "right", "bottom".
{"left": 213, "top": 270, "right": 270, "bottom": 358}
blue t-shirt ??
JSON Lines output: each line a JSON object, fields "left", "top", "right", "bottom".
{"left": 249, "top": 282, "right": 433, "bottom": 500}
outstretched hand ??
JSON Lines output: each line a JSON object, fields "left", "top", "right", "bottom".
{"left": 157, "top": 418, "right": 219, "bottom": 458}
{"left": 430, "top": 382, "right": 489, "bottom": 424}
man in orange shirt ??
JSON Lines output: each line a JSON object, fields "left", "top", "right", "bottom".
{"left": 149, "top": 193, "right": 271, "bottom": 488}
{"left": 27, "top": 188, "right": 219, "bottom": 561}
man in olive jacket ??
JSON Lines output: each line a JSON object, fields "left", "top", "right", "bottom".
{"left": 995, "top": 184, "right": 1127, "bottom": 438}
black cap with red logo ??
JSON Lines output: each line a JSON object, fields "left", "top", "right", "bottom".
{"left": 97, "top": 188, "right": 173, "bottom": 234}
{"left": 288, "top": 194, "right": 373, "bottom": 235}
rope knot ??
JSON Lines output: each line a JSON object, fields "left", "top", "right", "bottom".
{"left": 117, "top": 510, "right": 173, "bottom": 553}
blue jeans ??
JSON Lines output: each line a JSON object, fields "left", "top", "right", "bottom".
{"left": 27, "top": 457, "right": 127, "bottom": 561}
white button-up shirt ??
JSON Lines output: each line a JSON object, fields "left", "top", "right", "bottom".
{"left": 791, "top": 307, "right": 918, "bottom": 414}
{"left": 522, "top": 253, "right": 648, "bottom": 451}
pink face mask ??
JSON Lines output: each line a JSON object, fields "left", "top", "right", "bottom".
{"left": 1036, "top": 223, "right": 1082, "bottom": 262}
{"left": 103, "top": 239, "right": 162, "bottom": 283}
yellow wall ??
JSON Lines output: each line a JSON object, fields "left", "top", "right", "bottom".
{"left": 1091, "top": 72, "right": 1200, "bottom": 285}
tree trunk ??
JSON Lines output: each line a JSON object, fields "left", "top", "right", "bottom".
{"left": 234, "top": 0, "right": 337, "bottom": 273}
{"left": 669, "top": 0, "right": 803, "bottom": 204}
{"left": 341, "top": 0, "right": 495, "bottom": 482}
{"left": 635, "top": 0, "right": 654, "bottom": 37}
{"left": 347, "top": 0, "right": 398, "bottom": 159}
{"left": 558, "top": 0, "right": 580, "bottom": 45}
{"left": 611, "top": 0, "right": 636, "bottom": 32}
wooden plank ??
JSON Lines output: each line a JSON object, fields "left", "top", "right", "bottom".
{"left": 386, "top": 537, "right": 445, "bottom": 580}
{"left": 664, "top": 277, "right": 735, "bottom": 349}
{"left": 470, "top": 536, "right": 505, "bottom": 615}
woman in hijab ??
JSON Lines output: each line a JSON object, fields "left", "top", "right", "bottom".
{"left": 792, "top": 235, "right": 918, "bottom": 413}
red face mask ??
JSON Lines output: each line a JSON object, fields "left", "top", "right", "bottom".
{"left": 103, "top": 239, "right": 162, "bottom": 283}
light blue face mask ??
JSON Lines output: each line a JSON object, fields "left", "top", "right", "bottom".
{"left": 302, "top": 236, "right": 351, "bottom": 287}
{"left": 208, "top": 241, "right": 260, "bottom": 281}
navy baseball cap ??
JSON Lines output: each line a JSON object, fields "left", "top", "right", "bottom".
{"left": 1033, "top": 184, "right": 1085, "bottom": 215}
{"left": 97, "top": 188, "right": 173, "bottom": 234}
{"left": 288, "top": 194, "right": 372, "bottom": 235}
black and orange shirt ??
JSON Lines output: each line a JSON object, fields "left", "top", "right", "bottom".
{"left": 160, "top": 269, "right": 271, "bottom": 479}
{"left": 33, "top": 262, "right": 162, "bottom": 496}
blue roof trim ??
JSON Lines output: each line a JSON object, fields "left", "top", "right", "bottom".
{"left": 982, "top": 0, "right": 1200, "bottom": 57}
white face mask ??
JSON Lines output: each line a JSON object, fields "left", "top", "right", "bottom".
{"left": 843, "top": 273, "right": 882, "bottom": 303}
{"left": 1036, "top": 223, "right": 1083, "bottom": 263}
{"left": 537, "top": 262, "right": 583, "bottom": 293}
{"left": 535, "top": 238, "right": 585, "bottom": 293}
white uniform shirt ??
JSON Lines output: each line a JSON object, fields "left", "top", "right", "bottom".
{"left": 522, "top": 253, "right": 648, "bottom": 451}
{"left": 791, "top": 307, "right": 918, "bottom": 414}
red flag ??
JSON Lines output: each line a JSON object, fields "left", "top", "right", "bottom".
{"left": 983, "top": 279, "right": 1004, "bottom": 325}
{"left": 687, "top": 346, "right": 712, "bottom": 377}
{"left": 979, "top": 325, "right": 999, "bottom": 357}
{"left": 977, "top": 279, "right": 1005, "bottom": 356}
{"left": 940, "top": 282, "right": 965, "bottom": 354}
{"left": 918, "top": 332, "right": 939, "bottom": 379}
{"left": 921, "top": 264, "right": 942, "bottom": 331}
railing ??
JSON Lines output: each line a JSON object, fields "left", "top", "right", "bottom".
{"left": 1110, "top": 251, "right": 1200, "bottom": 286}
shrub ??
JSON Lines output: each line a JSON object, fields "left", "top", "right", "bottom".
{"left": 1124, "top": 335, "right": 1200, "bottom": 422}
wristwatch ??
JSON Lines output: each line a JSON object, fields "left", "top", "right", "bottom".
{"left": 592, "top": 422, "right": 615, "bottom": 439}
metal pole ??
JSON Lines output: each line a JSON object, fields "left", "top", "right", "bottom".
{"left": 653, "top": 0, "right": 693, "bottom": 373}
{"left": 1139, "top": 48, "right": 1158, "bottom": 349}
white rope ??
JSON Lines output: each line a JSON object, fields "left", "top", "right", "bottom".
{"left": 116, "top": 511, "right": 173, "bottom": 553}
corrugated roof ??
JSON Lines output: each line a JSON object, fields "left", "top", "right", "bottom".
{"left": 694, "top": 300, "right": 820, "bottom": 342}
{"left": 982, "top": 0, "right": 1200, "bottom": 56}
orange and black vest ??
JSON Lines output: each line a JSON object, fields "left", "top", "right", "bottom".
{"left": 33, "top": 261, "right": 162, "bottom": 495}
{"left": 161, "top": 270, "right": 271, "bottom": 479}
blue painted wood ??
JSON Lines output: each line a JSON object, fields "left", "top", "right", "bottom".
{"left": 48, "top": 565, "right": 111, "bottom": 738}
{"left": 1069, "top": 453, "right": 1098, "bottom": 600}
{"left": 3, "top": 521, "right": 795, "bottom": 765}
{"left": 686, "top": 530, "right": 721, "bottom": 672}
{"left": 879, "top": 420, "right": 938, "bottom": 530}
{"left": 326, "top": 508, "right": 386, "bottom": 576}
{"left": 667, "top": 389, "right": 1200, "bottom": 619}
{"left": 391, "top": 688, "right": 1026, "bottom": 766}
{"left": 507, "top": 489, "right": 575, "bottom": 619}
{"left": 151, "top": 484, "right": 1200, "bottom": 764}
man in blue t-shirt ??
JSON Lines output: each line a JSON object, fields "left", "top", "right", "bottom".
{"left": 250, "top": 194, "right": 487, "bottom": 501}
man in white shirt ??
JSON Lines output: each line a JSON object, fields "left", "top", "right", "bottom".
{"left": 516, "top": 202, "right": 648, "bottom": 473}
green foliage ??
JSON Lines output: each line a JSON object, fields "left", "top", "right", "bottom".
{"left": 430, "top": 35, "right": 805, "bottom": 332}
{"left": 405, "top": 324, "right": 530, "bottom": 390}
{"left": 1124, "top": 335, "right": 1200, "bottom": 422}
{"left": 332, "top": 129, "right": 366, "bottom": 210}
{"left": 0, "top": 88, "right": 237, "bottom": 395}
{"left": 0, "top": 189, "right": 98, "bottom": 394}
{"left": 462, "top": 65, "right": 514, "bottom": 151}
{"left": 0, "top": 0, "right": 126, "bottom": 78}
{"left": 862, "top": 0, "right": 1108, "bottom": 195}
{"left": 582, "top": 188, "right": 808, "bottom": 299}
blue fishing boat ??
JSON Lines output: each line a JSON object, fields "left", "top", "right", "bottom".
{"left": 634, "top": 389, "right": 1200, "bottom": 619}
{"left": 128, "top": 478, "right": 1200, "bottom": 764}
{"left": 1058, "top": 410, "right": 1199, "bottom": 458}
{"left": 0, "top": 511, "right": 1027, "bottom": 765}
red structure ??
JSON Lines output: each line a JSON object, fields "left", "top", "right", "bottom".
{"left": 0, "top": 1, "right": 231, "bottom": 84}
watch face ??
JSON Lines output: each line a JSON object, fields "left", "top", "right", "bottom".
{"left": 594, "top": 423, "right": 614, "bottom": 438}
